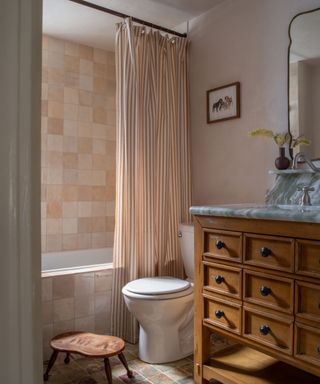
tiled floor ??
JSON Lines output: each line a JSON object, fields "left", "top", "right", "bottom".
{"left": 43, "top": 343, "right": 194, "bottom": 384}
{"left": 43, "top": 333, "right": 231, "bottom": 384}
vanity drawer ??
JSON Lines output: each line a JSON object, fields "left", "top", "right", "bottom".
{"left": 243, "top": 270, "right": 294, "bottom": 314}
{"left": 294, "top": 322, "right": 320, "bottom": 368}
{"left": 295, "top": 281, "right": 320, "bottom": 323}
{"left": 296, "top": 239, "right": 320, "bottom": 278}
{"left": 203, "top": 229, "right": 242, "bottom": 263}
{"left": 244, "top": 233, "right": 294, "bottom": 272}
{"left": 203, "top": 262, "right": 242, "bottom": 299}
{"left": 203, "top": 294, "right": 241, "bottom": 334}
{"left": 243, "top": 306, "right": 293, "bottom": 354}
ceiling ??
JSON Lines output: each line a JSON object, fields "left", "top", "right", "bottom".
{"left": 43, "top": 0, "right": 223, "bottom": 51}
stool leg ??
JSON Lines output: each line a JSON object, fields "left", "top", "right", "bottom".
{"left": 104, "top": 357, "right": 113, "bottom": 384}
{"left": 43, "top": 350, "right": 59, "bottom": 381}
{"left": 118, "top": 352, "right": 133, "bottom": 378}
{"left": 64, "top": 353, "right": 70, "bottom": 364}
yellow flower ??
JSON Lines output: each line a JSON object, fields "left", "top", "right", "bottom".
{"left": 248, "top": 129, "right": 290, "bottom": 147}
{"left": 291, "top": 136, "right": 311, "bottom": 148}
{"left": 248, "top": 128, "right": 274, "bottom": 138}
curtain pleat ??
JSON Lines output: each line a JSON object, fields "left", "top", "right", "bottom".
{"left": 111, "top": 19, "right": 191, "bottom": 343}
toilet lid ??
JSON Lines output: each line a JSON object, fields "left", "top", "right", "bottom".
{"left": 125, "top": 277, "right": 190, "bottom": 295}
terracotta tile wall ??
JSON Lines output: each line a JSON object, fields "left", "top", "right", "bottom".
{"left": 41, "top": 35, "right": 116, "bottom": 252}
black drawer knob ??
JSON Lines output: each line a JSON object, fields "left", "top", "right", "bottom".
{"left": 259, "top": 325, "right": 270, "bottom": 335}
{"left": 260, "top": 247, "right": 271, "bottom": 257}
{"left": 260, "top": 286, "right": 272, "bottom": 296}
{"left": 215, "top": 310, "right": 224, "bottom": 319}
{"left": 215, "top": 275, "right": 225, "bottom": 284}
{"left": 317, "top": 346, "right": 320, "bottom": 354}
{"left": 216, "top": 240, "right": 225, "bottom": 250}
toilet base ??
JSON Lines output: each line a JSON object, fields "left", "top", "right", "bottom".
{"left": 138, "top": 316, "right": 193, "bottom": 364}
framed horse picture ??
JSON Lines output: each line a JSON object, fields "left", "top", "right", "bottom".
{"left": 207, "top": 82, "right": 240, "bottom": 123}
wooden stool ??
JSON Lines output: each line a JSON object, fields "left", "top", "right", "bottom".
{"left": 43, "top": 331, "right": 133, "bottom": 383}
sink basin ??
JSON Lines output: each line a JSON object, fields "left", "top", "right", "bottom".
{"left": 277, "top": 204, "right": 320, "bottom": 212}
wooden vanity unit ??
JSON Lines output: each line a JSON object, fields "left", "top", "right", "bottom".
{"left": 193, "top": 214, "right": 320, "bottom": 383}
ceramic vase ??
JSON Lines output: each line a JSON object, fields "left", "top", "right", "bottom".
{"left": 275, "top": 147, "right": 290, "bottom": 170}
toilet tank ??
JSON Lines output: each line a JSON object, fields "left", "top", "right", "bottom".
{"left": 178, "top": 223, "right": 194, "bottom": 281}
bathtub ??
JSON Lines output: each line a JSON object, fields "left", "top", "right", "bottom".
{"left": 42, "top": 247, "right": 113, "bottom": 277}
{"left": 41, "top": 247, "right": 114, "bottom": 360}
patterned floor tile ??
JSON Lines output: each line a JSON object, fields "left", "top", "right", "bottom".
{"left": 43, "top": 336, "right": 230, "bottom": 384}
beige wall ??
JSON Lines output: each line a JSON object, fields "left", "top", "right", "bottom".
{"left": 41, "top": 36, "right": 116, "bottom": 253}
{"left": 189, "top": 0, "right": 320, "bottom": 205}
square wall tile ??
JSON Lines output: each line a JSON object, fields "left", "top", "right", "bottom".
{"left": 75, "top": 273, "right": 94, "bottom": 297}
{"left": 53, "top": 275, "right": 75, "bottom": 299}
{"left": 53, "top": 298, "right": 74, "bottom": 322}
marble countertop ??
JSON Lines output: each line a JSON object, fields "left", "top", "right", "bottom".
{"left": 190, "top": 203, "right": 320, "bottom": 223}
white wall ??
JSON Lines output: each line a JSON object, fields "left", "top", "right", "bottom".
{"left": 189, "top": 0, "right": 320, "bottom": 205}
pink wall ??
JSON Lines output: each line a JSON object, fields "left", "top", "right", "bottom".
{"left": 189, "top": 0, "right": 320, "bottom": 205}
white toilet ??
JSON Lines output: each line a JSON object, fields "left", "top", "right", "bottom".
{"left": 122, "top": 223, "right": 194, "bottom": 364}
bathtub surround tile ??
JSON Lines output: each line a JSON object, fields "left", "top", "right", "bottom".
{"left": 47, "top": 134, "right": 63, "bottom": 152}
{"left": 48, "top": 83, "right": 64, "bottom": 101}
{"left": 53, "top": 275, "right": 75, "bottom": 300}
{"left": 63, "top": 234, "right": 78, "bottom": 250}
{"left": 94, "top": 313, "right": 110, "bottom": 335}
{"left": 53, "top": 298, "right": 75, "bottom": 322}
{"left": 47, "top": 218, "right": 62, "bottom": 235}
{"left": 92, "top": 233, "right": 108, "bottom": 248}
{"left": 63, "top": 169, "right": 78, "bottom": 185}
{"left": 53, "top": 319, "right": 75, "bottom": 336}
{"left": 78, "top": 233, "right": 92, "bottom": 249}
{"left": 95, "top": 270, "right": 112, "bottom": 292}
{"left": 78, "top": 218, "right": 92, "bottom": 233}
{"left": 63, "top": 202, "right": 78, "bottom": 218}
{"left": 75, "top": 295, "right": 94, "bottom": 318}
{"left": 47, "top": 117, "right": 63, "bottom": 135}
{"left": 94, "top": 294, "right": 110, "bottom": 315}
{"left": 75, "top": 316, "right": 95, "bottom": 333}
{"left": 63, "top": 185, "right": 78, "bottom": 201}
{"left": 78, "top": 121, "right": 93, "bottom": 138}
{"left": 64, "top": 87, "right": 79, "bottom": 104}
{"left": 63, "top": 153, "right": 78, "bottom": 169}
{"left": 64, "top": 120, "right": 78, "bottom": 137}
{"left": 78, "top": 186, "right": 93, "bottom": 201}
{"left": 65, "top": 52, "right": 80, "bottom": 70}
{"left": 42, "top": 35, "right": 116, "bottom": 299}
{"left": 42, "top": 300, "right": 53, "bottom": 325}
{"left": 47, "top": 201, "right": 62, "bottom": 219}
{"left": 47, "top": 169, "right": 63, "bottom": 185}
{"left": 46, "top": 234, "right": 62, "bottom": 252}
{"left": 75, "top": 273, "right": 95, "bottom": 297}
{"left": 63, "top": 135, "right": 78, "bottom": 153}
{"left": 42, "top": 277, "right": 53, "bottom": 301}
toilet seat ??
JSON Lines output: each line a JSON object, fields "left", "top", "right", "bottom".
{"left": 122, "top": 277, "right": 193, "bottom": 300}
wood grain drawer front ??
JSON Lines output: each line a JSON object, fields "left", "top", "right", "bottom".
{"left": 244, "top": 234, "right": 294, "bottom": 272}
{"left": 204, "top": 262, "right": 241, "bottom": 299}
{"left": 243, "top": 270, "right": 294, "bottom": 314}
{"left": 296, "top": 239, "right": 320, "bottom": 278}
{"left": 295, "top": 281, "right": 320, "bottom": 323}
{"left": 295, "top": 322, "right": 320, "bottom": 367}
{"left": 204, "top": 294, "right": 241, "bottom": 334}
{"left": 203, "top": 229, "right": 242, "bottom": 263}
{"left": 243, "top": 306, "right": 293, "bottom": 354}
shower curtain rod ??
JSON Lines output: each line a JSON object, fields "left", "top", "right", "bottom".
{"left": 69, "top": 0, "right": 187, "bottom": 38}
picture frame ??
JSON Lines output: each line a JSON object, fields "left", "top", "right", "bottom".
{"left": 207, "top": 82, "right": 240, "bottom": 124}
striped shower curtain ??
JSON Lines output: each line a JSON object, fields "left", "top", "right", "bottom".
{"left": 111, "top": 19, "right": 191, "bottom": 343}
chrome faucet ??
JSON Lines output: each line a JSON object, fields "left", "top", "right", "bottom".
{"left": 297, "top": 186, "right": 315, "bottom": 206}
{"left": 292, "top": 152, "right": 320, "bottom": 172}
